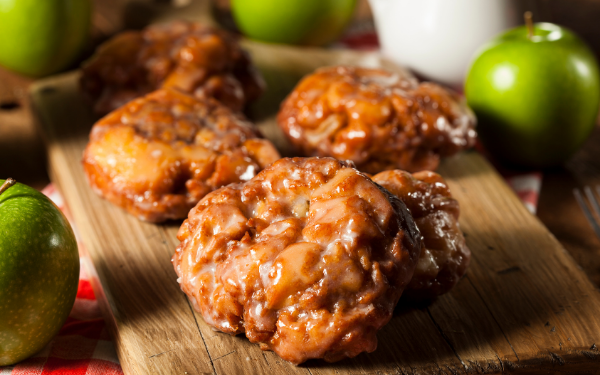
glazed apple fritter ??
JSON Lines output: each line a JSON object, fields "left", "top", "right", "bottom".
{"left": 80, "top": 21, "right": 264, "bottom": 115}
{"left": 83, "top": 88, "right": 280, "bottom": 222}
{"left": 372, "top": 170, "right": 471, "bottom": 299}
{"left": 172, "top": 157, "right": 422, "bottom": 364}
{"left": 277, "top": 66, "right": 477, "bottom": 174}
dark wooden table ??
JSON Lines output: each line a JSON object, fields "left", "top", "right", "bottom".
{"left": 1, "top": 0, "right": 600, "bottom": 286}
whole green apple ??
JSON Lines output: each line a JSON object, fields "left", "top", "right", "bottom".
{"left": 231, "top": 0, "right": 356, "bottom": 46}
{"left": 0, "top": 0, "right": 91, "bottom": 77}
{"left": 0, "top": 179, "right": 79, "bottom": 366}
{"left": 465, "top": 22, "right": 600, "bottom": 167}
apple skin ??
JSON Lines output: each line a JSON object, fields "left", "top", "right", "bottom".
{"left": 0, "top": 0, "right": 91, "bottom": 77}
{"left": 231, "top": 0, "right": 356, "bottom": 46}
{"left": 465, "top": 23, "right": 600, "bottom": 167}
{"left": 0, "top": 180, "right": 79, "bottom": 366}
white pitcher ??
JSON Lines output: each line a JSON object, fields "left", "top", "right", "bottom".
{"left": 368, "top": 0, "right": 518, "bottom": 88}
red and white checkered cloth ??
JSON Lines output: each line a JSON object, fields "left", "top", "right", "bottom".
{"left": 0, "top": 169, "right": 542, "bottom": 374}
{"left": 505, "top": 173, "right": 543, "bottom": 215}
{"left": 0, "top": 185, "right": 123, "bottom": 375}
{"left": 0, "top": 25, "right": 542, "bottom": 374}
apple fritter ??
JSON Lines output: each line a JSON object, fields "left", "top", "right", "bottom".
{"left": 82, "top": 88, "right": 280, "bottom": 222}
{"left": 277, "top": 66, "right": 477, "bottom": 174}
{"left": 372, "top": 170, "right": 470, "bottom": 299}
{"left": 80, "top": 21, "right": 264, "bottom": 115}
{"left": 172, "top": 157, "right": 422, "bottom": 364}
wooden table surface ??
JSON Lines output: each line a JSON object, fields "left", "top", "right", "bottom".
{"left": 2, "top": 0, "right": 600, "bottom": 342}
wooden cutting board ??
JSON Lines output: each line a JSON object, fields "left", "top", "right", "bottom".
{"left": 29, "top": 35, "right": 600, "bottom": 375}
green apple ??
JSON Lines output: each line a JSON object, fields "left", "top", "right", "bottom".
{"left": 0, "top": 0, "right": 91, "bottom": 77}
{"left": 0, "top": 179, "right": 79, "bottom": 366}
{"left": 465, "top": 22, "right": 600, "bottom": 167}
{"left": 231, "top": 0, "right": 356, "bottom": 46}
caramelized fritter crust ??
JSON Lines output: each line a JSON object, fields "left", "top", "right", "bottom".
{"left": 277, "top": 66, "right": 477, "bottom": 174}
{"left": 80, "top": 21, "right": 264, "bottom": 114}
{"left": 172, "top": 157, "right": 422, "bottom": 364}
{"left": 372, "top": 170, "right": 470, "bottom": 298}
{"left": 82, "top": 88, "right": 280, "bottom": 222}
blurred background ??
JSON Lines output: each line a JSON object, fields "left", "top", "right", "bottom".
{"left": 2, "top": 0, "right": 600, "bottom": 284}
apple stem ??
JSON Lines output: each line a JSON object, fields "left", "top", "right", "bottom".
{"left": 0, "top": 178, "right": 16, "bottom": 197}
{"left": 525, "top": 11, "right": 534, "bottom": 39}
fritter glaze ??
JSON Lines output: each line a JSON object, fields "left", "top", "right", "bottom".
{"left": 372, "top": 170, "right": 470, "bottom": 298}
{"left": 83, "top": 88, "right": 280, "bottom": 222}
{"left": 277, "top": 66, "right": 477, "bottom": 174}
{"left": 172, "top": 157, "right": 422, "bottom": 364}
{"left": 80, "top": 21, "right": 264, "bottom": 114}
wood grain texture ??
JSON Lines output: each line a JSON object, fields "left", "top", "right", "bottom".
{"left": 30, "top": 41, "right": 600, "bottom": 375}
